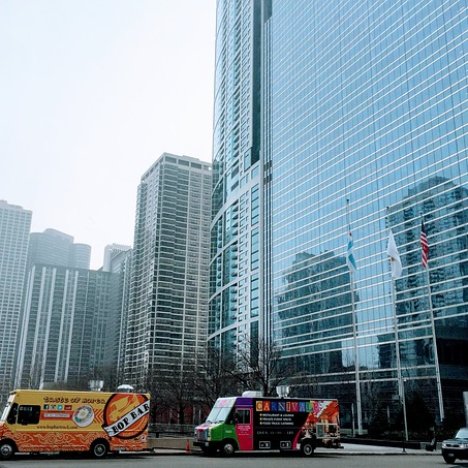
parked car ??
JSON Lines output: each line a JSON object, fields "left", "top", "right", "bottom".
{"left": 441, "top": 428, "right": 468, "bottom": 464}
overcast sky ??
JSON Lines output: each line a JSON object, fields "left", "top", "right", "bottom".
{"left": 0, "top": 0, "right": 215, "bottom": 269}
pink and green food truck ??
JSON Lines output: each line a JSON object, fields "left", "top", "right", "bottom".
{"left": 194, "top": 395, "right": 340, "bottom": 456}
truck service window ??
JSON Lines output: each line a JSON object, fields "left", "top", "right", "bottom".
{"left": 17, "top": 405, "right": 41, "bottom": 425}
{"left": 235, "top": 409, "right": 250, "bottom": 424}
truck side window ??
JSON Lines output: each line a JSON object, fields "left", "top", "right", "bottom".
{"left": 235, "top": 409, "right": 250, "bottom": 424}
{"left": 6, "top": 403, "right": 18, "bottom": 424}
{"left": 17, "top": 405, "right": 41, "bottom": 425}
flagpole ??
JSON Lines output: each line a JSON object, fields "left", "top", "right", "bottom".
{"left": 422, "top": 225, "right": 445, "bottom": 423}
{"left": 346, "top": 199, "right": 362, "bottom": 435}
{"left": 387, "top": 227, "right": 408, "bottom": 442}
{"left": 391, "top": 276, "right": 408, "bottom": 442}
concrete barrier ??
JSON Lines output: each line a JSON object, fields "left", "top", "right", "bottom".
{"left": 148, "top": 437, "right": 194, "bottom": 450}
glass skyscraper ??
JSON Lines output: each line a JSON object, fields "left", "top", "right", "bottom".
{"left": 266, "top": 0, "right": 467, "bottom": 429}
{"left": 212, "top": 0, "right": 467, "bottom": 431}
{"left": 209, "top": 0, "right": 263, "bottom": 364}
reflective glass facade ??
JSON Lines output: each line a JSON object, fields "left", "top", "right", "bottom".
{"left": 267, "top": 0, "right": 467, "bottom": 429}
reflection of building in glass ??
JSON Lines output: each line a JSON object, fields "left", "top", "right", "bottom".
{"left": 124, "top": 153, "right": 211, "bottom": 387}
{"left": 387, "top": 176, "right": 468, "bottom": 415}
{"left": 276, "top": 251, "right": 353, "bottom": 376}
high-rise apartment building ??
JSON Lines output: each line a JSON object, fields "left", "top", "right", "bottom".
{"left": 15, "top": 266, "right": 116, "bottom": 390}
{"left": 209, "top": 0, "right": 263, "bottom": 364}
{"left": 0, "top": 200, "right": 32, "bottom": 404}
{"left": 211, "top": 0, "right": 467, "bottom": 430}
{"left": 102, "top": 243, "right": 131, "bottom": 272}
{"left": 17, "top": 231, "right": 119, "bottom": 390}
{"left": 102, "top": 245, "right": 133, "bottom": 385}
{"left": 124, "top": 153, "right": 212, "bottom": 388}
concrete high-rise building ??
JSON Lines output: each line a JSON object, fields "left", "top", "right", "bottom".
{"left": 0, "top": 200, "right": 32, "bottom": 404}
{"left": 211, "top": 0, "right": 467, "bottom": 429}
{"left": 124, "top": 153, "right": 211, "bottom": 388}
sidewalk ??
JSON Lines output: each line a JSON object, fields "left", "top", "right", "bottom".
{"left": 332, "top": 443, "right": 437, "bottom": 456}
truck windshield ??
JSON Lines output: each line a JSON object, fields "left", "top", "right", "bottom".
{"left": 206, "top": 406, "right": 232, "bottom": 424}
{"left": 455, "top": 428, "right": 468, "bottom": 439}
{"left": 205, "top": 398, "right": 236, "bottom": 424}
{"left": 0, "top": 403, "right": 11, "bottom": 422}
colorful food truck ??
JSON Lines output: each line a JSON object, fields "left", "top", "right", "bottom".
{"left": 194, "top": 395, "right": 340, "bottom": 456}
{"left": 0, "top": 389, "right": 150, "bottom": 459}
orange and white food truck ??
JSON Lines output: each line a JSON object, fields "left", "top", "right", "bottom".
{"left": 0, "top": 389, "right": 150, "bottom": 459}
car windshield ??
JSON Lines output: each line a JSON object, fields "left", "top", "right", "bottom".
{"left": 455, "top": 428, "right": 468, "bottom": 439}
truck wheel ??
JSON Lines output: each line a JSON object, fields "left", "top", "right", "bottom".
{"left": 91, "top": 440, "right": 108, "bottom": 458}
{"left": 443, "top": 453, "right": 456, "bottom": 464}
{"left": 301, "top": 440, "right": 315, "bottom": 457}
{"left": 201, "top": 446, "right": 215, "bottom": 456}
{"left": 221, "top": 440, "right": 236, "bottom": 456}
{"left": 0, "top": 441, "right": 15, "bottom": 460}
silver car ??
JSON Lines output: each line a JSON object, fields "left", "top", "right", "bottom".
{"left": 441, "top": 428, "right": 468, "bottom": 464}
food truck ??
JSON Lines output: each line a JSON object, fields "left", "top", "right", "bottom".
{"left": 194, "top": 394, "right": 340, "bottom": 456}
{"left": 0, "top": 389, "right": 150, "bottom": 459}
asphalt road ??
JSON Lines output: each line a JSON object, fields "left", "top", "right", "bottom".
{"left": 1, "top": 452, "right": 466, "bottom": 468}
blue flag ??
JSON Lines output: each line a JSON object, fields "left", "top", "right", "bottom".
{"left": 346, "top": 230, "right": 357, "bottom": 272}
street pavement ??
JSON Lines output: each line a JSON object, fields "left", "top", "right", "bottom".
{"left": 1, "top": 444, "right": 463, "bottom": 468}
{"left": 151, "top": 442, "right": 432, "bottom": 456}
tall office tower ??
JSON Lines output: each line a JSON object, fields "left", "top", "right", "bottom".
{"left": 68, "top": 243, "right": 91, "bottom": 270}
{"left": 124, "top": 153, "right": 211, "bottom": 388}
{"left": 0, "top": 200, "right": 32, "bottom": 404}
{"left": 208, "top": 0, "right": 263, "bottom": 366}
{"left": 28, "top": 229, "right": 73, "bottom": 269}
{"left": 264, "top": 0, "right": 467, "bottom": 429}
{"left": 28, "top": 228, "right": 91, "bottom": 270}
{"left": 16, "top": 266, "right": 115, "bottom": 389}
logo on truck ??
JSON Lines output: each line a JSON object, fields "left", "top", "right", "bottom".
{"left": 102, "top": 393, "right": 150, "bottom": 439}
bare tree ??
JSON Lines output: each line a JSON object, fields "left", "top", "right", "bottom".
{"left": 191, "top": 348, "right": 239, "bottom": 409}
{"left": 226, "top": 339, "right": 289, "bottom": 396}
{"left": 146, "top": 365, "right": 197, "bottom": 426}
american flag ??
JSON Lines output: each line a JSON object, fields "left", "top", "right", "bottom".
{"left": 421, "top": 221, "right": 429, "bottom": 268}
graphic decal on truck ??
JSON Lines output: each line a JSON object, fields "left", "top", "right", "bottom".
{"left": 102, "top": 393, "right": 150, "bottom": 439}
